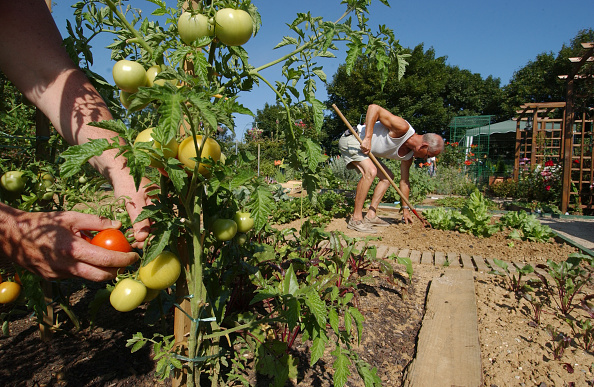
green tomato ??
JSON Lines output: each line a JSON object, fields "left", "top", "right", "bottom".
{"left": 214, "top": 8, "right": 253, "bottom": 46}
{"left": 178, "top": 11, "right": 213, "bottom": 45}
{"left": 234, "top": 211, "right": 254, "bottom": 233}
{"left": 138, "top": 251, "right": 181, "bottom": 290}
{"left": 143, "top": 288, "right": 161, "bottom": 303}
{"left": 212, "top": 218, "right": 237, "bottom": 242}
{"left": 35, "top": 180, "right": 54, "bottom": 200}
{"left": 235, "top": 232, "right": 248, "bottom": 246}
{"left": 120, "top": 91, "right": 149, "bottom": 111}
{"left": 110, "top": 278, "right": 147, "bottom": 312}
{"left": 1, "top": 171, "right": 26, "bottom": 193}
{"left": 112, "top": 60, "right": 147, "bottom": 93}
{"left": 134, "top": 127, "right": 179, "bottom": 168}
{"left": 146, "top": 65, "right": 177, "bottom": 87}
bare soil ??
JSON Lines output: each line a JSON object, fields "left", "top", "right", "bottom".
{"left": 1, "top": 206, "right": 592, "bottom": 386}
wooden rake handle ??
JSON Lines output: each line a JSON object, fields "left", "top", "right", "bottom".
{"left": 332, "top": 104, "right": 430, "bottom": 227}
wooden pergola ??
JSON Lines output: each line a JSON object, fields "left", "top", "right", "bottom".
{"left": 513, "top": 42, "right": 594, "bottom": 213}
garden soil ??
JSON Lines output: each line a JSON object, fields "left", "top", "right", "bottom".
{"left": 1, "top": 206, "right": 593, "bottom": 386}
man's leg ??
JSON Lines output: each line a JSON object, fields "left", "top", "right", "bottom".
{"left": 351, "top": 158, "right": 377, "bottom": 222}
{"left": 366, "top": 160, "right": 393, "bottom": 220}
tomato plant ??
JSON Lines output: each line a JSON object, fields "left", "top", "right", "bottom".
{"left": 112, "top": 59, "right": 147, "bottom": 93}
{"left": 0, "top": 281, "right": 21, "bottom": 304}
{"left": 177, "top": 135, "right": 221, "bottom": 176}
{"left": 178, "top": 11, "right": 213, "bottom": 45}
{"left": 234, "top": 211, "right": 254, "bottom": 233}
{"left": 1, "top": 171, "right": 26, "bottom": 193}
{"left": 214, "top": 8, "right": 252, "bottom": 46}
{"left": 110, "top": 278, "right": 147, "bottom": 312}
{"left": 58, "top": 1, "right": 406, "bottom": 385}
{"left": 212, "top": 218, "right": 237, "bottom": 241}
{"left": 91, "top": 229, "right": 132, "bottom": 253}
{"left": 134, "top": 127, "right": 179, "bottom": 168}
{"left": 138, "top": 251, "right": 181, "bottom": 290}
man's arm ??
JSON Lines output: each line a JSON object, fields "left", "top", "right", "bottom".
{"left": 399, "top": 159, "right": 414, "bottom": 224}
{"left": 0, "top": 0, "right": 150, "bottom": 243}
{"left": 360, "top": 104, "right": 410, "bottom": 154}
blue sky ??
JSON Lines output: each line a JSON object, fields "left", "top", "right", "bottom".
{"left": 50, "top": 0, "right": 594, "bottom": 139}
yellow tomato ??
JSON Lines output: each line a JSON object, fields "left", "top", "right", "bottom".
{"left": 177, "top": 135, "right": 221, "bottom": 176}
{"left": 134, "top": 128, "right": 179, "bottom": 168}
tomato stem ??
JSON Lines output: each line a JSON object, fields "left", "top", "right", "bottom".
{"left": 104, "top": 0, "right": 154, "bottom": 56}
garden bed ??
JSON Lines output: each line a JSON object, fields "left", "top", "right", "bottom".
{"left": 0, "top": 210, "right": 592, "bottom": 386}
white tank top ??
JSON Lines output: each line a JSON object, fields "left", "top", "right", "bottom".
{"left": 357, "top": 121, "right": 415, "bottom": 161}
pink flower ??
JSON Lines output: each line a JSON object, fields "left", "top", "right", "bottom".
{"left": 545, "top": 185, "right": 551, "bottom": 191}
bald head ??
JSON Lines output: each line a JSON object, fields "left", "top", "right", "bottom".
{"left": 423, "top": 133, "right": 445, "bottom": 155}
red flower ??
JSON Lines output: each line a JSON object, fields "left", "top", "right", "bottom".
{"left": 545, "top": 185, "right": 551, "bottom": 191}
{"left": 464, "top": 160, "right": 472, "bottom": 165}
{"left": 545, "top": 160, "right": 554, "bottom": 167}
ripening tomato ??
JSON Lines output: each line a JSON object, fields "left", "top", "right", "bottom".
{"left": 134, "top": 128, "right": 179, "bottom": 168}
{"left": 0, "top": 281, "right": 21, "bottom": 304}
{"left": 91, "top": 229, "right": 132, "bottom": 253}
{"left": 234, "top": 211, "right": 254, "bottom": 233}
{"left": 177, "top": 135, "right": 221, "bottom": 176}
{"left": 138, "top": 251, "right": 181, "bottom": 290}
{"left": 1, "top": 171, "right": 26, "bottom": 193}
{"left": 142, "top": 288, "right": 160, "bottom": 303}
{"left": 109, "top": 278, "right": 147, "bottom": 312}
{"left": 178, "top": 11, "right": 213, "bottom": 45}
{"left": 112, "top": 60, "right": 147, "bottom": 93}
{"left": 214, "top": 8, "right": 253, "bottom": 46}
{"left": 212, "top": 218, "right": 237, "bottom": 241}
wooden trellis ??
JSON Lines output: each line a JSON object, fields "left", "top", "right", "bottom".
{"left": 513, "top": 42, "right": 594, "bottom": 214}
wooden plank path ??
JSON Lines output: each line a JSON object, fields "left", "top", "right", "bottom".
{"left": 403, "top": 269, "right": 483, "bottom": 386}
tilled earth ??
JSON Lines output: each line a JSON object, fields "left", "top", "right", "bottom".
{"left": 0, "top": 209, "right": 590, "bottom": 386}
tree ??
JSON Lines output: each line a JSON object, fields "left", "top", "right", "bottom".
{"left": 324, "top": 43, "right": 504, "bottom": 152}
{"left": 502, "top": 28, "right": 594, "bottom": 117}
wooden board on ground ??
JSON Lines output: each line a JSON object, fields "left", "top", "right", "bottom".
{"left": 403, "top": 269, "right": 482, "bottom": 387}
{"left": 434, "top": 251, "right": 446, "bottom": 266}
{"left": 409, "top": 250, "right": 422, "bottom": 264}
{"left": 420, "top": 251, "right": 433, "bottom": 265}
{"left": 460, "top": 253, "right": 475, "bottom": 270}
{"left": 472, "top": 255, "right": 490, "bottom": 273}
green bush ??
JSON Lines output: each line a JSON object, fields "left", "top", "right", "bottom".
{"left": 432, "top": 166, "right": 477, "bottom": 196}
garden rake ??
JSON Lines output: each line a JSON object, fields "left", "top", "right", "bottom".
{"left": 332, "top": 104, "right": 431, "bottom": 227}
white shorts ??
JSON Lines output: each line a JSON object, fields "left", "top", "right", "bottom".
{"left": 338, "top": 133, "right": 368, "bottom": 166}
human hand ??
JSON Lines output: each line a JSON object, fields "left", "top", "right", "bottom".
{"left": 111, "top": 174, "right": 154, "bottom": 249}
{"left": 1, "top": 206, "right": 139, "bottom": 281}
{"left": 360, "top": 138, "right": 371, "bottom": 154}
{"left": 402, "top": 210, "right": 414, "bottom": 224}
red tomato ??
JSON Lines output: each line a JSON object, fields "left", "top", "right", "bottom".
{"left": 91, "top": 229, "right": 132, "bottom": 253}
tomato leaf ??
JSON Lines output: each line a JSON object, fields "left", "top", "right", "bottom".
{"left": 59, "top": 138, "right": 111, "bottom": 179}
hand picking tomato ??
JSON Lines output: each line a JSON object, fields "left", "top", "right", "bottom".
{"left": 177, "top": 135, "right": 221, "bottom": 176}
{"left": 178, "top": 11, "right": 213, "bottom": 45}
{"left": 1, "top": 171, "right": 26, "bottom": 193}
{"left": 214, "top": 8, "right": 253, "bottom": 46}
{"left": 0, "top": 281, "right": 21, "bottom": 304}
{"left": 134, "top": 127, "right": 179, "bottom": 168}
{"left": 138, "top": 251, "right": 181, "bottom": 290}
{"left": 112, "top": 59, "right": 147, "bottom": 93}
{"left": 109, "top": 278, "right": 147, "bottom": 312}
{"left": 212, "top": 218, "right": 237, "bottom": 242}
{"left": 91, "top": 229, "right": 133, "bottom": 253}
{"left": 234, "top": 211, "right": 254, "bottom": 233}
